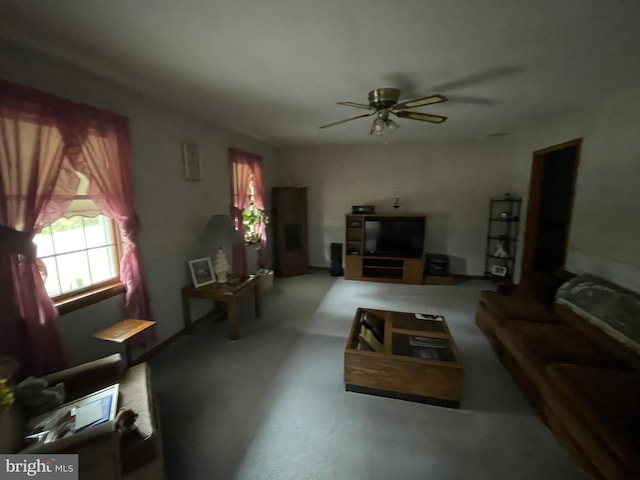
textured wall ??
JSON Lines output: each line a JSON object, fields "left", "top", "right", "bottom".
{"left": 512, "top": 82, "right": 640, "bottom": 290}
{"left": 274, "top": 139, "right": 517, "bottom": 275}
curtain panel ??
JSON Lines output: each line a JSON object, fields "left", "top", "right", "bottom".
{"left": 0, "top": 83, "right": 73, "bottom": 374}
{"left": 0, "top": 80, "right": 151, "bottom": 375}
{"left": 74, "top": 117, "right": 152, "bottom": 320}
{"left": 227, "top": 148, "right": 270, "bottom": 275}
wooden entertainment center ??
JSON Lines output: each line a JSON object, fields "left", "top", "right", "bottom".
{"left": 344, "top": 214, "right": 425, "bottom": 285}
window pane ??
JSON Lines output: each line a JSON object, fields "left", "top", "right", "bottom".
{"left": 51, "top": 217, "right": 87, "bottom": 254}
{"left": 56, "top": 251, "right": 91, "bottom": 293}
{"left": 36, "top": 214, "right": 121, "bottom": 299}
{"left": 88, "top": 246, "right": 118, "bottom": 283}
{"left": 41, "top": 256, "right": 61, "bottom": 297}
{"left": 85, "top": 215, "right": 114, "bottom": 248}
{"left": 34, "top": 230, "right": 55, "bottom": 257}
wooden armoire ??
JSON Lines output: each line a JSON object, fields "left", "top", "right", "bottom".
{"left": 271, "top": 187, "right": 309, "bottom": 277}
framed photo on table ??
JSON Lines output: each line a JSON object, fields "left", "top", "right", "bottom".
{"left": 188, "top": 257, "right": 216, "bottom": 287}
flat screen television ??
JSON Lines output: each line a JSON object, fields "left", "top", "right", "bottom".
{"left": 364, "top": 216, "right": 425, "bottom": 258}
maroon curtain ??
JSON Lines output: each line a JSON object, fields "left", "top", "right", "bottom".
{"left": 228, "top": 148, "right": 270, "bottom": 275}
{"left": 70, "top": 113, "right": 152, "bottom": 320}
{"left": 249, "top": 153, "right": 270, "bottom": 270}
{"left": 0, "top": 81, "right": 79, "bottom": 374}
{"left": 0, "top": 80, "right": 152, "bottom": 374}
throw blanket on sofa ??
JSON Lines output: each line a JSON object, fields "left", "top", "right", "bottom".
{"left": 556, "top": 274, "right": 640, "bottom": 355}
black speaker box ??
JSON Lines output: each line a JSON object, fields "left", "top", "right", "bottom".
{"left": 330, "top": 243, "right": 343, "bottom": 276}
{"left": 330, "top": 261, "right": 343, "bottom": 276}
{"left": 425, "top": 253, "right": 450, "bottom": 277}
{"left": 330, "top": 243, "right": 342, "bottom": 261}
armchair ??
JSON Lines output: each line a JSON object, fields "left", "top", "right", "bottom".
{"left": 5, "top": 354, "right": 164, "bottom": 480}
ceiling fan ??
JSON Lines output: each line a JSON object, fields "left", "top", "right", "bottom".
{"left": 319, "top": 88, "right": 448, "bottom": 135}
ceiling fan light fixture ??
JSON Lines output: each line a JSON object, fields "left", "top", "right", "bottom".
{"left": 385, "top": 119, "right": 399, "bottom": 134}
{"left": 370, "top": 117, "right": 385, "bottom": 136}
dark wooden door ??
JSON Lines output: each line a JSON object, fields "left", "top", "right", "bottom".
{"left": 522, "top": 139, "right": 581, "bottom": 274}
{"left": 272, "top": 187, "right": 309, "bottom": 277}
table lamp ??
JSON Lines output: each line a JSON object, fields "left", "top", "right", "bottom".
{"left": 198, "top": 214, "right": 241, "bottom": 283}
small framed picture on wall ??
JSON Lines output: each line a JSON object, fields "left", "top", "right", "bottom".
{"left": 182, "top": 142, "right": 202, "bottom": 181}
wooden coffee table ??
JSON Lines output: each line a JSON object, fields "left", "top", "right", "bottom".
{"left": 181, "top": 275, "right": 261, "bottom": 340}
{"left": 344, "top": 308, "right": 464, "bottom": 407}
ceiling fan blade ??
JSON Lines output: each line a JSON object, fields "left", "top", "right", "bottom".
{"left": 392, "top": 94, "right": 447, "bottom": 111}
{"left": 319, "top": 112, "right": 375, "bottom": 129}
{"left": 395, "top": 111, "right": 447, "bottom": 124}
{"left": 337, "top": 101, "right": 374, "bottom": 110}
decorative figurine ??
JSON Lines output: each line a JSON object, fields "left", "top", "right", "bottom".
{"left": 214, "top": 247, "right": 230, "bottom": 283}
{"left": 115, "top": 407, "right": 139, "bottom": 435}
{"left": 494, "top": 235, "right": 510, "bottom": 258}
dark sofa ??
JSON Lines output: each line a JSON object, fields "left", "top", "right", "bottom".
{"left": 476, "top": 273, "right": 640, "bottom": 480}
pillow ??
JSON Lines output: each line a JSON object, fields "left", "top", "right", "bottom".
{"left": 15, "top": 377, "right": 65, "bottom": 417}
{"left": 556, "top": 274, "right": 640, "bottom": 354}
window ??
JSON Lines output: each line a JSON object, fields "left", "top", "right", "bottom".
{"left": 229, "top": 154, "right": 268, "bottom": 246}
{"left": 228, "top": 148, "right": 270, "bottom": 274}
{"left": 34, "top": 214, "right": 121, "bottom": 299}
{"left": 30, "top": 170, "right": 123, "bottom": 305}
{"left": 240, "top": 176, "right": 269, "bottom": 245}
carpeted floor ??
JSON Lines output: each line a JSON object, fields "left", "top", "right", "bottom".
{"left": 150, "top": 272, "right": 582, "bottom": 479}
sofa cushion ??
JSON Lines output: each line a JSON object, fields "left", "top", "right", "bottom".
{"left": 555, "top": 274, "right": 640, "bottom": 370}
{"left": 554, "top": 303, "right": 640, "bottom": 374}
{"left": 475, "top": 300, "right": 501, "bottom": 343}
{"left": 118, "top": 363, "right": 159, "bottom": 473}
{"left": 42, "top": 354, "right": 125, "bottom": 401}
{"left": 478, "top": 290, "right": 561, "bottom": 325}
{"left": 518, "top": 271, "right": 565, "bottom": 306}
{"left": 496, "top": 321, "right": 629, "bottom": 390}
{"left": 556, "top": 274, "right": 640, "bottom": 349}
{"left": 545, "top": 363, "right": 640, "bottom": 478}
{"left": 0, "top": 405, "right": 26, "bottom": 453}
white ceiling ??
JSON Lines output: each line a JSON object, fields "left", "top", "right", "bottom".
{"left": 1, "top": 0, "right": 640, "bottom": 145}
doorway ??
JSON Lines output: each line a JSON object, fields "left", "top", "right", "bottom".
{"left": 522, "top": 139, "right": 581, "bottom": 274}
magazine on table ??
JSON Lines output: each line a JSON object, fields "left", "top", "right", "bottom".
{"left": 25, "top": 384, "right": 119, "bottom": 444}
{"left": 409, "top": 335, "right": 449, "bottom": 349}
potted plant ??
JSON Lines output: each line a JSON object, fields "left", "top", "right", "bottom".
{"left": 0, "top": 377, "right": 14, "bottom": 411}
{"left": 242, "top": 203, "right": 269, "bottom": 247}
{"left": 0, "top": 376, "right": 16, "bottom": 452}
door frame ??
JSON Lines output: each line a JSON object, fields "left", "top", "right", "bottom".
{"left": 521, "top": 138, "right": 582, "bottom": 274}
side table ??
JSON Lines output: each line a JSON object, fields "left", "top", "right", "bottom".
{"left": 181, "top": 275, "right": 261, "bottom": 340}
{"left": 94, "top": 319, "right": 156, "bottom": 366}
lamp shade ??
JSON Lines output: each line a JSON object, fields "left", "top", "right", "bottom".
{"left": 197, "top": 214, "right": 242, "bottom": 279}
{"left": 199, "top": 214, "right": 240, "bottom": 245}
